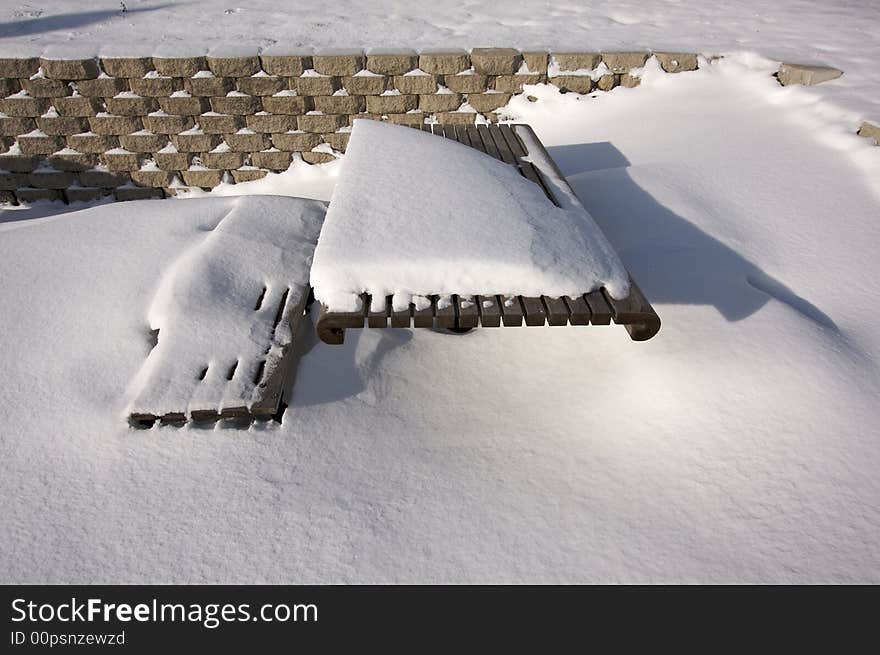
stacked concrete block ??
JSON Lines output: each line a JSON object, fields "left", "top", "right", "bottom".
{"left": 0, "top": 48, "right": 707, "bottom": 202}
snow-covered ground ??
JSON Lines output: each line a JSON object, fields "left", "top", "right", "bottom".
{"left": 2, "top": 55, "right": 878, "bottom": 583}
{"left": 1, "top": 1, "right": 877, "bottom": 130}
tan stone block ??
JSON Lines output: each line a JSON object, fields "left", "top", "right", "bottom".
{"left": 65, "top": 186, "right": 108, "bottom": 202}
{"left": 596, "top": 74, "right": 618, "bottom": 91}
{"left": 0, "top": 171, "right": 27, "bottom": 189}
{"left": 365, "top": 94, "right": 417, "bottom": 114}
{"left": 78, "top": 169, "right": 129, "bottom": 187}
{"left": 549, "top": 75, "right": 593, "bottom": 94}
{"left": 347, "top": 113, "right": 380, "bottom": 126}
{"left": 777, "top": 62, "right": 843, "bottom": 86}
{"left": 312, "top": 95, "right": 365, "bottom": 114}
{"left": 35, "top": 116, "right": 89, "bottom": 136}
{"left": 857, "top": 122, "right": 880, "bottom": 145}
{"left": 522, "top": 51, "right": 549, "bottom": 74}
{"left": 153, "top": 56, "right": 207, "bottom": 78}
{"left": 207, "top": 56, "right": 260, "bottom": 77}
{"left": 100, "top": 57, "right": 153, "bottom": 78}
{"left": 142, "top": 113, "right": 193, "bottom": 134}
{"left": 419, "top": 51, "right": 470, "bottom": 75}
{"left": 185, "top": 76, "right": 234, "bottom": 97}
{"left": 120, "top": 132, "right": 169, "bottom": 152}
{"left": 106, "top": 95, "right": 159, "bottom": 116}
{"left": 470, "top": 48, "right": 521, "bottom": 75}
{"left": 601, "top": 51, "right": 650, "bottom": 73}
{"left": 172, "top": 132, "right": 221, "bottom": 152}
{"left": 101, "top": 150, "right": 141, "bottom": 171}
{"left": 21, "top": 77, "right": 71, "bottom": 98}
{"left": 181, "top": 168, "right": 224, "bottom": 188}
{"left": 89, "top": 114, "right": 143, "bottom": 135}
{"left": 392, "top": 74, "right": 438, "bottom": 95}
{"left": 0, "top": 96, "right": 49, "bottom": 117}
{"left": 0, "top": 78, "right": 20, "bottom": 97}
{"left": 313, "top": 53, "right": 365, "bottom": 76}
{"left": 552, "top": 52, "right": 601, "bottom": 71}
{"left": 40, "top": 57, "right": 99, "bottom": 80}
{"left": 15, "top": 187, "right": 60, "bottom": 202}
{"left": 0, "top": 116, "right": 35, "bottom": 136}
{"left": 201, "top": 151, "right": 246, "bottom": 169}
{"left": 115, "top": 186, "right": 163, "bottom": 201}
{"left": 493, "top": 74, "right": 545, "bottom": 93}
{"left": 246, "top": 113, "right": 298, "bottom": 133}
{"left": 28, "top": 169, "right": 77, "bottom": 188}
{"left": 293, "top": 75, "right": 340, "bottom": 96}
{"left": 130, "top": 169, "right": 175, "bottom": 187}
{"left": 67, "top": 133, "right": 119, "bottom": 153}
{"left": 250, "top": 150, "right": 291, "bottom": 170}
{"left": 271, "top": 132, "right": 322, "bottom": 152}
{"left": 237, "top": 75, "right": 285, "bottom": 96}
{"left": 154, "top": 151, "right": 190, "bottom": 170}
{"left": 321, "top": 132, "right": 350, "bottom": 151}
{"left": 654, "top": 52, "right": 699, "bottom": 73}
{"left": 620, "top": 74, "right": 641, "bottom": 88}
{"left": 158, "top": 96, "right": 210, "bottom": 116}
{"left": 261, "top": 95, "right": 312, "bottom": 114}
{"left": 341, "top": 74, "right": 388, "bottom": 96}
{"left": 130, "top": 76, "right": 179, "bottom": 97}
{"left": 231, "top": 167, "right": 268, "bottom": 183}
{"left": 259, "top": 55, "right": 310, "bottom": 77}
{"left": 54, "top": 96, "right": 103, "bottom": 117}
{"left": 297, "top": 114, "right": 347, "bottom": 133}
{"left": 210, "top": 94, "right": 261, "bottom": 115}
{"left": 434, "top": 111, "right": 476, "bottom": 125}
{"left": 0, "top": 153, "right": 40, "bottom": 171}
{"left": 442, "top": 74, "right": 489, "bottom": 94}
{"left": 75, "top": 77, "right": 129, "bottom": 97}
{"left": 17, "top": 133, "right": 64, "bottom": 155}
{"left": 386, "top": 113, "right": 424, "bottom": 126}
{"left": 225, "top": 131, "right": 270, "bottom": 151}
{"left": 418, "top": 93, "right": 462, "bottom": 112}
{"left": 466, "top": 92, "right": 511, "bottom": 113}
{"left": 200, "top": 113, "right": 243, "bottom": 134}
{"left": 46, "top": 151, "right": 98, "bottom": 171}
{"left": 302, "top": 151, "right": 336, "bottom": 164}
{"left": 366, "top": 53, "right": 418, "bottom": 76}
{"left": 0, "top": 58, "right": 39, "bottom": 78}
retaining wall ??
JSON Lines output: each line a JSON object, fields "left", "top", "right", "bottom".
{"left": 0, "top": 48, "right": 701, "bottom": 204}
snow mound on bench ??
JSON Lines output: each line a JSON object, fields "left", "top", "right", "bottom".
{"left": 310, "top": 120, "right": 630, "bottom": 312}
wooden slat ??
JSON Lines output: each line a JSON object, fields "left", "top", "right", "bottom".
{"left": 499, "top": 295, "right": 524, "bottom": 327}
{"left": 420, "top": 123, "right": 432, "bottom": 132}
{"left": 476, "top": 125, "right": 502, "bottom": 161}
{"left": 455, "top": 295, "right": 479, "bottom": 328}
{"left": 521, "top": 296, "right": 547, "bottom": 326}
{"left": 465, "top": 125, "right": 486, "bottom": 154}
{"left": 452, "top": 124, "right": 472, "bottom": 146}
{"left": 601, "top": 279, "right": 661, "bottom": 341}
{"left": 496, "top": 124, "right": 553, "bottom": 199}
{"left": 487, "top": 125, "right": 518, "bottom": 165}
{"left": 584, "top": 290, "right": 612, "bottom": 325}
{"left": 413, "top": 296, "right": 436, "bottom": 328}
{"left": 367, "top": 294, "right": 391, "bottom": 328}
{"left": 435, "top": 295, "right": 456, "bottom": 328}
{"left": 441, "top": 124, "right": 457, "bottom": 140}
{"left": 391, "top": 301, "right": 414, "bottom": 328}
{"left": 563, "top": 295, "right": 592, "bottom": 325}
{"left": 476, "top": 294, "right": 502, "bottom": 327}
{"left": 542, "top": 296, "right": 570, "bottom": 326}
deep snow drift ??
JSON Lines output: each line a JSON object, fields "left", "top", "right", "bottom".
{"left": 1, "top": 55, "right": 879, "bottom": 583}
{"left": 310, "top": 120, "right": 629, "bottom": 311}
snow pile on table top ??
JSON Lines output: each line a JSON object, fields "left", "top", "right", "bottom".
{"left": 310, "top": 119, "right": 630, "bottom": 311}
{"left": 0, "top": 1, "right": 877, "bottom": 127}
{"left": 2, "top": 55, "right": 880, "bottom": 583}
{"left": 126, "top": 195, "right": 325, "bottom": 417}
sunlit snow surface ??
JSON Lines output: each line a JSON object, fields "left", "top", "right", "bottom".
{"left": 1, "top": 56, "right": 879, "bottom": 582}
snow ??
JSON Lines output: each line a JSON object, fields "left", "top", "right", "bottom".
{"left": 126, "top": 196, "right": 325, "bottom": 417}
{"left": 1, "top": 13, "right": 880, "bottom": 584}
{"left": 309, "top": 119, "right": 630, "bottom": 312}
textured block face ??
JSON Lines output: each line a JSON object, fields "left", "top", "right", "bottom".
{"left": 321, "top": 132, "right": 350, "bottom": 151}
{"left": 0, "top": 116, "right": 35, "bottom": 136}
{"left": 392, "top": 74, "right": 438, "bottom": 95}
{"left": 21, "top": 77, "right": 71, "bottom": 98}
{"left": 237, "top": 76, "right": 285, "bottom": 96}
{"left": 340, "top": 75, "right": 388, "bottom": 96}
{"left": 493, "top": 74, "right": 545, "bottom": 93}
{"left": 67, "top": 133, "right": 119, "bottom": 154}
{"left": 120, "top": 132, "right": 169, "bottom": 152}
{"left": 28, "top": 170, "right": 77, "bottom": 189}
{"left": 466, "top": 92, "right": 511, "bottom": 113}
{"left": 261, "top": 95, "right": 312, "bottom": 115}
{"left": 184, "top": 76, "right": 234, "bottom": 97}
{"left": 40, "top": 57, "right": 100, "bottom": 80}
{"left": 46, "top": 151, "right": 98, "bottom": 171}
{"left": 172, "top": 132, "right": 221, "bottom": 152}
{"left": 201, "top": 151, "right": 246, "bottom": 169}
{"left": 142, "top": 113, "right": 194, "bottom": 134}
{"left": 130, "top": 77, "right": 179, "bottom": 97}
{"left": 260, "top": 55, "right": 310, "bottom": 77}
{"left": 245, "top": 113, "right": 298, "bottom": 133}
{"left": 65, "top": 186, "right": 108, "bottom": 202}
{"left": 858, "top": 121, "right": 880, "bottom": 144}
{"left": 366, "top": 53, "right": 418, "bottom": 76}
{"left": 210, "top": 95, "right": 261, "bottom": 115}
{"left": 153, "top": 56, "right": 207, "bottom": 78}
{"left": 271, "top": 132, "right": 322, "bottom": 152}
{"left": 130, "top": 169, "right": 174, "bottom": 187}
{"left": 620, "top": 73, "right": 641, "bottom": 88}
{"left": 181, "top": 169, "right": 224, "bottom": 188}
{"left": 418, "top": 93, "right": 462, "bottom": 112}
{"left": 89, "top": 114, "right": 143, "bottom": 135}
{"left": 552, "top": 52, "right": 601, "bottom": 71}
{"left": 54, "top": 97, "right": 103, "bottom": 117}
{"left": 158, "top": 96, "right": 210, "bottom": 116}
{"left": 0, "top": 154, "right": 41, "bottom": 172}
{"left": 549, "top": 75, "right": 593, "bottom": 94}
{"left": 206, "top": 56, "right": 260, "bottom": 77}
{"left": 601, "top": 51, "right": 650, "bottom": 73}
{"left": 386, "top": 112, "right": 424, "bottom": 126}
{"left": 522, "top": 51, "right": 549, "bottom": 74}
{"left": 470, "top": 48, "right": 522, "bottom": 75}
{"left": 101, "top": 151, "right": 141, "bottom": 172}
{"left": 313, "top": 54, "right": 365, "bottom": 77}
{"left": 100, "top": 57, "right": 154, "bottom": 78}
{"left": 15, "top": 187, "right": 60, "bottom": 202}
{"left": 419, "top": 51, "right": 470, "bottom": 74}
{"left": 364, "top": 94, "right": 417, "bottom": 114}
{"left": 199, "top": 113, "right": 243, "bottom": 134}
{"left": 443, "top": 73, "right": 490, "bottom": 94}
{"left": 297, "top": 113, "right": 347, "bottom": 133}
{"left": 75, "top": 77, "right": 129, "bottom": 97}
{"left": 777, "top": 63, "right": 843, "bottom": 86}
{"left": 596, "top": 74, "right": 618, "bottom": 91}
{"left": 250, "top": 150, "right": 291, "bottom": 170}
{"left": 225, "top": 131, "right": 270, "bottom": 151}
{"left": 0, "top": 58, "right": 39, "bottom": 78}
{"left": 654, "top": 52, "right": 699, "bottom": 73}
{"left": 312, "top": 95, "right": 366, "bottom": 114}
{"left": 302, "top": 151, "right": 336, "bottom": 164}
{"left": 17, "top": 133, "right": 63, "bottom": 155}
{"left": 36, "top": 116, "right": 90, "bottom": 136}
{"left": 0, "top": 96, "right": 49, "bottom": 117}
{"left": 293, "top": 76, "right": 340, "bottom": 96}
{"left": 154, "top": 151, "right": 190, "bottom": 170}
{"left": 106, "top": 95, "right": 159, "bottom": 116}
{"left": 433, "top": 111, "right": 477, "bottom": 125}
{"left": 0, "top": 171, "right": 27, "bottom": 189}
{"left": 231, "top": 168, "right": 268, "bottom": 183}
{"left": 0, "top": 78, "right": 20, "bottom": 97}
